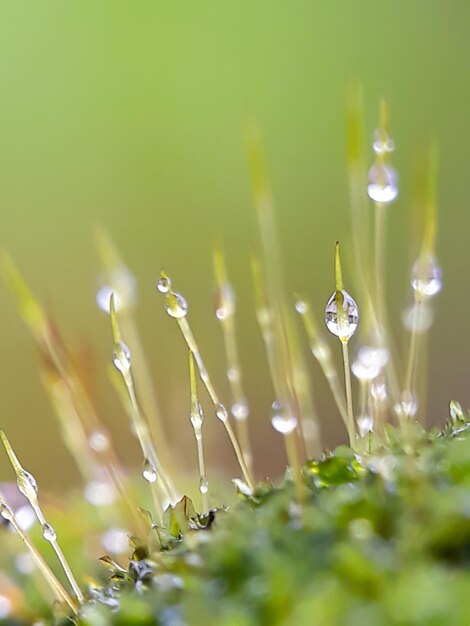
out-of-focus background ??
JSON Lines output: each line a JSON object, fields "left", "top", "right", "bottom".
{"left": 0, "top": 2, "right": 468, "bottom": 491}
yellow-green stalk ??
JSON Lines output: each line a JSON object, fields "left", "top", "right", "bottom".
{"left": 189, "top": 351, "right": 209, "bottom": 512}
{"left": 0, "top": 431, "right": 84, "bottom": 604}
{"left": 157, "top": 272, "right": 254, "bottom": 490}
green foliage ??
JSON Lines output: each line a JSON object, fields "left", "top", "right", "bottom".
{"left": 35, "top": 414, "right": 469, "bottom": 626}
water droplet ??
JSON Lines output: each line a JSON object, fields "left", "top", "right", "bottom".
{"left": 215, "top": 403, "right": 228, "bottom": 422}
{"left": 402, "top": 302, "right": 433, "bottom": 333}
{"left": 190, "top": 403, "right": 203, "bottom": 431}
{"left": 357, "top": 346, "right": 389, "bottom": 371}
{"left": 325, "top": 290, "right": 359, "bottom": 341}
{"left": 271, "top": 415, "right": 298, "bottom": 435}
{"left": 411, "top": 254, "right": 442, "bottom": 298}
{"left": 371, "top": 382, "right": 388, "bottom": 404}
{"left": 231, "top": 401, "right": 249, "bottom": 421}
{"left": 17, "top": 470, "right": 38, "bottom": 502}
{"left": 367, "top": 164, "right": 398, "bottom": 204}
{"left": 372, "top": 129, "right": 395, "bottom": 155}
{"left": 357, "top": 415, "right": 374, "bottom": 437}
{"left": 142, "top": 459, "right": 158, "bottom": 483}
{"left": 294, "top": 300, "right": 309, "bottom": 315}
{"left": 232, "top": 478, "right": 253, "bottom": 496}
{"left": 84, "top": 480, "right": 116, "bottom": 506}
{"left": 199, "top": 478, "right": 209, "bottom": 495}
{"left": 101, "top": 527, "right": 129, "bottom": 554}
{"left": 14, "top": 505, "right": 36, "bottom": 531}
{"left": 0, "top": 504, "right": 12, "bottom": 523}
{"left": 351, "top": 359, "right": 380, "bottom": 381}
{"left": 0, "top": 594, "right": 12, "bottom": 619}
{"left": 393, "top": 391, "right": 418, "bottom": 418}
{"left": 42, "top": 523, "right": 56, "bottom": 542}
{"left": 214, "top": 283, "right": 236, "bottom": 320}
{"left": 227, "top": 367, "right": 239, "bottom": 383}
{"left": 15, "top": 552, "right": 36, "bottom": 575}
{"left": 88, "top": 430, "right": 110, "bottom": 453}
{"left": 165, "top": 292, "right": 188, "bottom": 319}
{"left": 96, "top": 266, "right": 137, "bottom": 314}
{"left": 157, "top": 275, "right": 172, "bottom": 294}
{"left": 113, "top": 341, "right": 132, "bottom": 374}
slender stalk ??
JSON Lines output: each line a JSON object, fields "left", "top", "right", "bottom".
{"left": 0, "top": 431, "right": 84, "bottom": 604}
{"left": 296, "top": 297, "right": 348, "bottom": 427}
{"left": 341, "top": 341, "right": 357, "bottom": 447}
{"left": 284, "top": 429, "right": 306, "bottom": 507}
{"left": 167, "top": 300, "right": 254, "bottom": 490}
{"left": 213, "top": 245, "right": 253, "bottom": 473}
{"left": 189, "top": 351, "right": 209, "bottom": 512}
{"left": 0, "top": 494, "right": 77, "bottom": 614}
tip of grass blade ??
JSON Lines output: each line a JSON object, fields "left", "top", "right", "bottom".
{"left": 109, "top": 293, "right": 121, "bottom": 347}
{"left": 335, "top": 241, "right": 344, "bottom": 292}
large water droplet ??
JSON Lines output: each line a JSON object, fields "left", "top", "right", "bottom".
{"left": 214, "top": 284, "right": 236, "bottom": 320}
{"left": 165, "top": 292, "right": 188, "bottom": 319}
{"left": 142, "top": 459, "right": 158, "bottom": 483}
{"left": 372, "top": 130, "right": 395, "bottom": 155}
{"left": 42, "top": 523, "right": 56, "bottom": 542}
{"left": 325, "top": 290, "right": 359, "bottom": 341}
{"left": 215, "top": 403, "right": 228, "bottom": 422}
{"left": 357, "top": 415, "right": 374, "bottom": 437}
{"left": 113, "top": 341, "right": 132, "bottom": 374}
{"left": 367, "top": 164, "right": 398, "bottom": 204}
{"left": 411, "top": 254, "right": 442, "bottom": 298}
{"left": 351, "top": 359, "right": 380, "bottom": 381}
{"left": 231, "top": 401, "right": 249, "bottom": 421}
{"left": 157, "top": 275, "right": 172, "bottom": 294}
{"left": 271, "top": 415, "right": 298, "bottom": 435}
{"left": 402, "top": 302, "right": 433, "bottom": 333}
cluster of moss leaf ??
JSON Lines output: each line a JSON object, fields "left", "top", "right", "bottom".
{"left": 47, "top": 409, "right": 468, "bottom": 626}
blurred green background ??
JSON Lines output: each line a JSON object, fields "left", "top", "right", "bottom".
{"left": 0, "top": 1, "right": 468, "bottom": 491}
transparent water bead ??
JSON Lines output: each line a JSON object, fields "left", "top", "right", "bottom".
{"left": 294, "top": 299, "right": 309, "bottom": 315}
{"left": 142, "top": 459, "right": 158, "bottom": 483}
{"left": 325, "top": 290, "right": 359, "bottom": 341}
{"left": 351, "top": 359, "right": 380, "bottom": 381}
{"left": 367, "top": 163, "right": 398, "bottom": 204}
{"left": 96, "top": 266, "right": 136, "bottom": 314}
{"left": 88, "top": 430, "right": 110, "bottom": 453}
{"left": 214, "top": 283, "right": 236, "bottom": 320}
{"left": 231, "top": 401, "right": 249, "bottom": 421}
{"left": 190, "top": 404, "right": 203, "bottom": 431}
{"left": 165, "top": 292, "right": 188, "bottom": 319}
{"left": 271, "top": 415, "right": 298, "bottom": 435}
{"left": 101, "top": 527, "right": 129, "bottom": 554}
{"left": 113, "top": 341, "right": 132, "bottom": 375}
{"left": 393, "top": 391, "right": 418, "bottom": 418}
{"left": 42, "top": 523, "right": 57, "bottom": 542}
{"left": 17, "top": 470, "right": 38, "bottom": 502}
{"left": 357, "top": 346, "right": 389, "bottom": 371}
{"left": 411, "top": 254, "right": 442, "bottom": 298}
{"left": 199, "top": 478, "right": 209, "bottom": 495}
{"left": 84, "top": 480, "right": 116, "bottom": 506}
{"left": 402, "top": 302, "right": 433, "bottom": 333}
{"left": 357, "top": 415, "right": 374, "bottom": 437}
{"left": 372, "top": 129, "right": 395, "bottom": 155}
{"left": 215, "top": 403, "right": 229, "bottom": 422}
{"left": 157, "top": 275, "right": 172, "bottom": 294}
{"left": 371, "top": 382, "right": 388, "bottom": 404}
